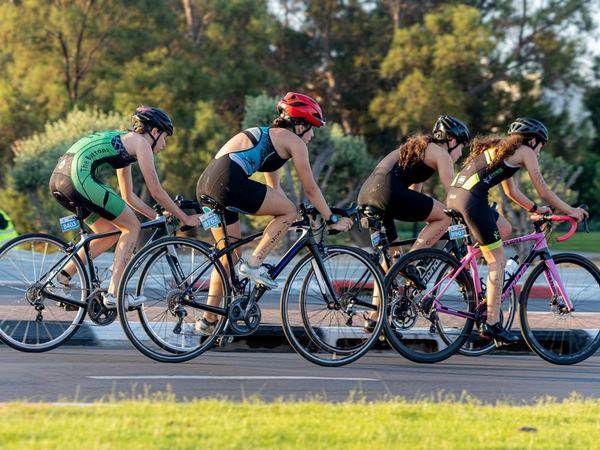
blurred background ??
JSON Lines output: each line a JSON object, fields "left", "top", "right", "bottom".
{"left": 0, "top": 0, "right": 598, "bottom": 246}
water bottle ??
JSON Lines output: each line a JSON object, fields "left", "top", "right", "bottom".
{"left": 504, "top": 256, "right": 519, "bottom": 281}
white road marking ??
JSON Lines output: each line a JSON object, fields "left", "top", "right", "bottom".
{"left": 88, "top": 375, "right": 380, "bottom": 382}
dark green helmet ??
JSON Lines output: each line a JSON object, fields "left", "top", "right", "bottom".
{"left": 132, "top": 106, "right": 174, "bottom": 136}
{"left": 508, "top": 117, "right": 548, "bottom": 144}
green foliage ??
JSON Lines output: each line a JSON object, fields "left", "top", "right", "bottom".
{"left": 372, "top": 5, "right": 491, "bottom": 135}
{"left": 160, "top": 101, "right": 231, "bottom": 197}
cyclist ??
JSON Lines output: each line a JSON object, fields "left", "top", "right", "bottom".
{"left": 195, "top": 92, "right": 352, "bottom": 333}
{"left": 447, "top": 117, "right": 588, "bottom": 343}
{"left": 49, "top": 106, "right": 200, "bottom": 308}
{"left": 357, "top": 115, "right": 470, "bottom": 331}
{"left": 358, "top": 115, "right": 471, "bottom": 256}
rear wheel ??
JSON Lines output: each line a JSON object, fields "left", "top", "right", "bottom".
{"left": 0, "top": 234, "right": 88, "bottom": 352}
{"left": 384, "top": 248, "right": 475, "bottom": 363}
{"left": 520, "top": 253, "right": 600, "bottom": 365}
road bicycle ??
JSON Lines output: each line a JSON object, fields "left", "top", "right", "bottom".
{"left": 359, "top": 205, "right": 517, "bottom": 357}
{"left": 117, "top": 195, "right": 385, "bottom": 366}
{"left": 0, "top": 195, "right": 200, "bottom": 352}
{"left": 383, "top": 207, "right": 599, "bottom": 365}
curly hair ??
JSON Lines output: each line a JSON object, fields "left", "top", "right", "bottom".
{"left": 465, "top": 133, "right": 524, "bottom": 166}
{"left": 397, "top": 134, "right": 433, "bottom": 170}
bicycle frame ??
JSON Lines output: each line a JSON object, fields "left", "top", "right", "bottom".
{"left": 175, "top": 210, "right": 376, "bottom": 319}
{"left": 39, "top": 216, "right": 171, "bottom": 309}
{"left": 420, "top": 229, "right": 572, "bottom": 321}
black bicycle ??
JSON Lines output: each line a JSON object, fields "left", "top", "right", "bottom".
{"left": 359, "top": 205, "right": 518, "bottom": 357}
{"left": 117, "top": 195, "right": 386, "bottom": 366}
{"left": 0, "top": 196, "right": 200, "bottom": 352}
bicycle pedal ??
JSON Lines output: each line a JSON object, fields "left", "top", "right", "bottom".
{"left": 216, "top": 335, "right": 234, "bottom": 348}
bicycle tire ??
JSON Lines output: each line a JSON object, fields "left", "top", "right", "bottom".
{"left": 0, "top": 233, "right": 89, "bottom": 352}
{"left": 280, "top": 245, "right": 386, "bottom": 367}
{"left": 519, "top": 253, "right": 600, "bottom": 365}
{"left": 118, "top": 237, "right": 230, "bottom": 363}
{"left": 383, "top": 248, "right": 476, "bottom": 363}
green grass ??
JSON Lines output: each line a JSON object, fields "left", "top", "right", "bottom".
{"left": 550, "top": 231, "right": 600, "bottom": 253}
{"left": 0, "top": 397, "right": 599, "bottom": 449}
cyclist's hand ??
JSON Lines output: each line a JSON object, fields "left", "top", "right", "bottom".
{"left": 569, "top": 207, "right": 588, "bottom": 222}
{"left": 183, "top": 214, "right": 201, "bottom": 228}
{"left": 329, "top": 217, "right": 353, "bottom": 233}
{"left": 536, "top": 205, "right": 553, "bottom": 215}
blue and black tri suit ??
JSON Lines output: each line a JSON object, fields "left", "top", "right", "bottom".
{"left": 447, "top": 147, "right": 520, "bottom": 250}
{"left": 196, "top": 127, "right": 288, "bottom": 224}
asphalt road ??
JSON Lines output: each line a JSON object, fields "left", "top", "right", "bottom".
{"left": 1, "top": 347, "right": 598, "bottom": 403}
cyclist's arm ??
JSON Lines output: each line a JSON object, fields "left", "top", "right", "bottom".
{"left": 521, "top": 149, "right": 575, "bottom": 214}
{"left": 289, "top": 141, "right": 333, "bottom": 220}
{"left": 117, "top": 166, "right": 156, "bottom": 219}
{"left": 264, "top": 171, "right": 282, "bottom": 191}
{"left": 500, "top": 177, "right": 536, "bottom": 211}
{"left": 426, "top": 145, "right": 454, "bottom": 191}
{"left": 135, "top": 145, "right": 192, "bottom": 222}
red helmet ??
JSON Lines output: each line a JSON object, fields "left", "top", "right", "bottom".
{"left": 277, "top": 92, "right": 325, "bottom": 127}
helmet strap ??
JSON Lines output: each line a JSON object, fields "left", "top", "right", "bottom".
{"left": 147, "top": 129, "right": 163, "bottom": 150}
{"left": 291, "top": 119, "right": 312, "bottom": 138}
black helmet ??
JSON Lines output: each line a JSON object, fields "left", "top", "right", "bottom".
{"left": 132, "top": 106, "right": 174, "bottom": 136}
{"left": 432, "top": 115, "right": 471, "bottom": 149}
{"left": 508, "top": 117, "right": 548, "bottom": 144}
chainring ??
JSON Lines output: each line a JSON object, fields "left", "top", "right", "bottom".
{"left": 87, "top": 294, "right": 117, "bottom": 326}
{"left": 227, "top": 297, "right": 261, "bottom": 335}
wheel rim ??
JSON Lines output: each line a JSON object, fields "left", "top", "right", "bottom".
{"left": 282, "top": 246, "right": 384, "bottom": 366}
{"left": 521, "top": 256, "right": 600, "bottom": 363}
{"left": 0, "top": 236, "right": 86, "bottom": 350}
{"left": 119, "top": 239, "right": 227, "bottom": 360}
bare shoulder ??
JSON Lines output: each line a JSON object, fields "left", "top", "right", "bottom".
{"left": 269, "top": 127, "right": 303, "bottom": 157}
{"left": 120, "top": 132, "right": 150, "bottom": 156}
{"left": 509, "top": 146, "right": 534, "bottom": 167}
{"left": 424, "top": 142, "right": 450, "bottom": 166}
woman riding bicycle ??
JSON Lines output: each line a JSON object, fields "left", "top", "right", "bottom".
{"left": 49, "top": 106, "right": 200, "bottom": 308}
{"left": 447, "top": 117, "right": 588, "bottom": 343}
{"left": 358, "top": 115, "right": 471, "bottom": 256}
{"left": 195, "top": 92, "right": 352, "bottom": 333}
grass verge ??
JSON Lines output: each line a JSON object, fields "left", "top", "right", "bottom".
{"left": 0, "top": 396, "right": 599, "bottom": 449}
{"left": 550, "top": 231, "right": 600, "bottom": 253}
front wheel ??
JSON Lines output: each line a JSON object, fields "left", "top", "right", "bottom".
{"left": 118, "top": 237, "right": 230, "bottom": 363}
{"left": 280, "top": 245, "right": 386, "bottom": 367}
{"left": 520, "top": 253, "right": 600, "bottom": 365}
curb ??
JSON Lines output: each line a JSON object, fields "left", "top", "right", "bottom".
{"left": 60, "top": 322, "right": 540, "bottom": 354}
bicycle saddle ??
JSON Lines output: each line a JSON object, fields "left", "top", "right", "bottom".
{"left": 198, "top": 194, "right": 252, "bottom": 215}
{"left": 359, "top": 205, "right": 385, "bottom": 220}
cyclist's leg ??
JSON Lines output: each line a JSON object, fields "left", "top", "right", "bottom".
{"left": 497, "top": 214, "right": 512, "bottom": 239}
{"left": 248, "top": 187, "right": 297, "bottom": 267}
{"left": 203, "top": 217, "right": 241, "bottom": 323}
{"left": 481, "top": 244, "right": 506, "bottom": 324}
{"left": 411, "top": 199, "right": 451, "bottom": 251}
{"left": 107, "top": 206, "right": 141, "bottom": 296}
{"left": 59, "top": 218, "right": 120, "bottom": 283}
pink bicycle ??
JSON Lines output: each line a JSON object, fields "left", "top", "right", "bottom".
{"left": 383, "top": 208, "right": 600, "bottom": 365}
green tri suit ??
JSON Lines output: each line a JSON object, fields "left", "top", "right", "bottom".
{"left": 49, "top": 130, "right": 137, "bottom": 225}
